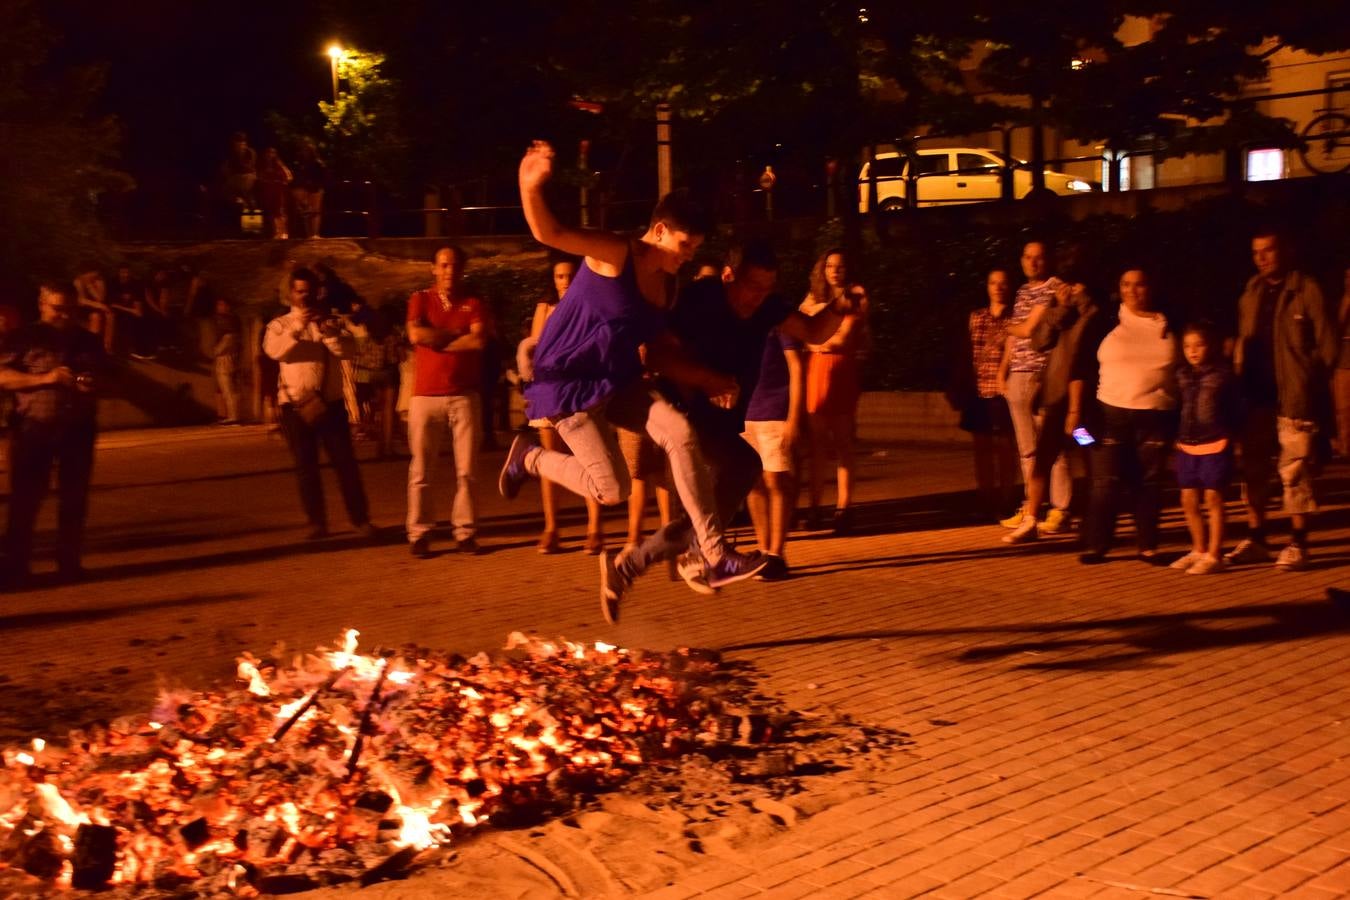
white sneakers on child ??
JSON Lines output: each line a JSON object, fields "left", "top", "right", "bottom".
{"left": 1170, "top": 550, "right": 1223, "bottom": 574}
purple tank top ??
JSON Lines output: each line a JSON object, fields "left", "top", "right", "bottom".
{"left": 524, "top": 251, "right": 667, "bottom": 420}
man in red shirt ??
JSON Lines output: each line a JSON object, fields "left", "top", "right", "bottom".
{"left": 406, "top": 246, "right": 486, "bottom": 556}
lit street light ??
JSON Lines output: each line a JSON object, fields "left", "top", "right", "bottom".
{"left": 326, "top": 43, "right": 344, "bottom": 104}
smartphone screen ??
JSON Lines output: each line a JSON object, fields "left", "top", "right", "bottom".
{"left": 1072, "top": 426, "right": 1095, "bottom": 447}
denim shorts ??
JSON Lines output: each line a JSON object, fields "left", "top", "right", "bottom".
{"left": 1175, "top": 446, "right": 1233, "bottom": 491}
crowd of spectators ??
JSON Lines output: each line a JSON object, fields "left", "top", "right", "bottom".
{"left": 954, "top": 229, "right": 1349, "bottom": 573}
{"left": 215, "top": 133, "right": 327, "bottom": 239}
{"left": 2, "top": 224, "right": 1347, "bottom": 589}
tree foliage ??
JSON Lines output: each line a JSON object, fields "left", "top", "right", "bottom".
{"left": 317, "top": 48, "right": 409, "bottom": 185}
{"left": 0, "top": 0, "right": 129, "bottom": 297}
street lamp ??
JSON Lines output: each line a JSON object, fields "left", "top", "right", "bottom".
{"left": 326, "top": 44, "right": 344, "bottom": 103}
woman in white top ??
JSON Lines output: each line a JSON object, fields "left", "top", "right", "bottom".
{"left": 1081, "top": 267, "right": 1179, "bottom": 564}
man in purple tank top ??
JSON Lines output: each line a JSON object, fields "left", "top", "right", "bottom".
{"left": 498, "top": 140, "right": 768, "bottom": 622}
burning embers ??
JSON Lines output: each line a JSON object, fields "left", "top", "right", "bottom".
{"left": 0, "top": 629, "right": 754, "bottom": 895}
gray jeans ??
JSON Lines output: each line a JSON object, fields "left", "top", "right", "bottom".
{"left": 529, "top": 384, "right": 725, "bottom": 563}
{"left": 407, "top": 393, "right": 479, "bottom": 541}
{"left": 1004, "top": 371, "right": 1071, "bottom": 511}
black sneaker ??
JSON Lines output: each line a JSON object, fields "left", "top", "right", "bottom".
{"left": 599, "top": 550, "right": 630, "bottom": 624}
{"left": 410, "top": 536, "right": 432, "bottom": 558}
{"left": 754, "top": 555, "right": 790, "bottom": 581}
{"left": 455, "top": 537, "right": 483, "bottom": 555}
{"left": 832, "top": 508, "right": 854, "bottom": 536}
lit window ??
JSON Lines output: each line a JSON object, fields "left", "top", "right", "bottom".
{"left": 1101, "top": 152, "right": 1131, "bottom": 191}
{"left": 1246, "top": 148, "right": 1285, "bottom": 182}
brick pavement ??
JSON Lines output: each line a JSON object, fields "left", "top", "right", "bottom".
{"left": 3, "top": 425, "right": 1349, "bottom": 898}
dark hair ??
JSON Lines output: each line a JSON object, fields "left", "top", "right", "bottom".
{"left": 1251, "top": 224, "right": 1288, "bottom": 246}
{"left": 289, "top": 266, "right": 319, "bottom": 290}
{"left": 725, "top": 238, "right": 778, "bottom": 276}
{"left": 649, "top": 189, "right": 713, "bottom": 238}
{"left": 434, "top": 245, "right": 467, "bottom": 268}
{"left": 1181, "top": 320, "right": 1220, "bottom": 363}
{"left": 39, "top": 280, "right": 76, "bottom": 302}
{"left": 548, "top": 253, "right": 580, "bottom": 272}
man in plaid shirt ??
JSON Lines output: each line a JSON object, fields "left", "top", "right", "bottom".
{"left": 0, "top": 282, "right": 107, "bottom": 584}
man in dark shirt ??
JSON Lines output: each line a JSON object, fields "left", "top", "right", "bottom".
{"left": 602, "top": 240, "right": 848, "bottom": 613}
{"left": 1228, "top": 229, "right": 1336, "bottom": 570}
{"left": 0, "top": 282, "right": 108, "bottom": 584}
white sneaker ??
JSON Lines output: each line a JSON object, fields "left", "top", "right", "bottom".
{"left": 675, "top": 551, "right": 718, "bottom": 595}
{"left": 1274, "top": 544, "right": 1309, "bottom": 571}
{"left": 1002, "top": 516, "right": 1039, "bottom": 544}
{"left": 1169, "top": 551, "right": 1204, "bottom": 571}
{"left": 1186, "top": 553, "right": 1223, "bottom": 575}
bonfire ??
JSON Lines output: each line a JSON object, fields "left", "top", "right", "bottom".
{"left": 0, "top": 629, "right": 764, "bottom": 895}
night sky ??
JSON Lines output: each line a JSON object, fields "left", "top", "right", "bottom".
{"left": 48, "top": 1, "right": 339, "bottom": 189}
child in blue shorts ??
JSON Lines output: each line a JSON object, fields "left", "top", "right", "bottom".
{"left": 1171, "top": 322, "right": 1242, "bottom": 574}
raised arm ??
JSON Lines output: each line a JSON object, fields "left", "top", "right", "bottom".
{"left": 519, "top": 141, "right": 628, "bottom": 270}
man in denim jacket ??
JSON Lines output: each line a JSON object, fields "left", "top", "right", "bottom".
{"left": 1227, "top": 229, "right": 1337, "bottom": 570}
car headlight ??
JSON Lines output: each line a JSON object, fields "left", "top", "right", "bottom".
{"left": 1066, "top": 179, "right": 1092, "bottom": 192}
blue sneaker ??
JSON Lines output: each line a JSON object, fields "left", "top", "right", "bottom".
{"left": 706, "top": 548, "right": 769, "bottom": 590}
{"left": 497, "top": 432, "right": 536, "bottom": 500}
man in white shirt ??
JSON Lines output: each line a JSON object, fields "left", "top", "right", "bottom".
{"left": 263, "top": 267, "right": 376, "bottom": 541}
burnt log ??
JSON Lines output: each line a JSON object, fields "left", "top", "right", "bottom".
{"left": 179, "top": 816, "right": 209, "bottom": 850}
{"left": 18, "top": 828, "right": 64, "bottom": 879}
{"left": 71, "top": 823, "right": 118, "bottom": 889}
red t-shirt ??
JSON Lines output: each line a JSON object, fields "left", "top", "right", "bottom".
{"left": 407, "top": 289, "right": 484, "bottom": 396}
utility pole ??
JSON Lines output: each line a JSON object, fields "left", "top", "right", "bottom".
{"left": 656, "top": 103, "right": 673, "bottom": 199}
{"left": 578, "top": 139, "right": 591, "bottom": 227}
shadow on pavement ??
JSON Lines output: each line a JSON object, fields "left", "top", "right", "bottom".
{"left": 720, "top": 598, "right": 1350, "bottom": 670}
{"left": 0, "top": 591, "right": 254, "bottom": 632}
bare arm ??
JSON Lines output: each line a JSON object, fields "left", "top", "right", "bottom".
{"left": 0, "top": 366, "right": 73, "bottom": 391}
{"left": 519, "top": 141, "right": 627, "bottom": 269}
{"left": 528, "top": 302, "right": 550, "bottom": 341}
{"left": 784, "top": 345, "right": 805, "bottom": 446}
{"left": 644, "top": 332, "right": 739, "bottom": 406}
{"left": 1065, "top": 379, "right": 1085, "bottom": 435}
{"left": 443, "top": 321, "right": 485, "bottom": 352}
{"left": 1005, "top": 302, "right": 1048, "bottom": 338}
{"left": 407, "top": 322, "right": 453, "bottom": 349}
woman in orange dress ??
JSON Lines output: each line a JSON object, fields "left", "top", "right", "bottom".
{"left": 800, "top": 248, "right": 868, "bottom": 535}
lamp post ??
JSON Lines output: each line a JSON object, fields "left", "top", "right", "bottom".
{"left": 326, "top": 44, "right": 344, "bottom": 104}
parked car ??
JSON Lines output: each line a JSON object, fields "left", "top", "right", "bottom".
{"left": 857, "top": 147, "right": 1098, "bottom": 211}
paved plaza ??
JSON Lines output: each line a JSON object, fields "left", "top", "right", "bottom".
{"left": 3, "top": 426, "right": 1349, "bottom": 898}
